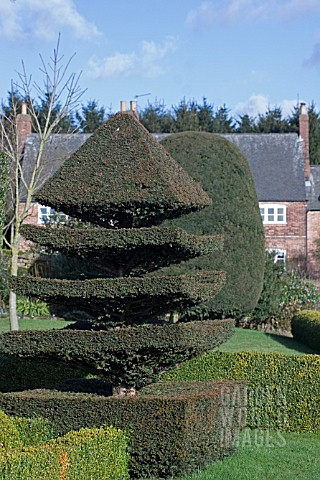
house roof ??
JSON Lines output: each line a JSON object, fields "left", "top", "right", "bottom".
{"left": 221, "top": 133, "right": 306, "bottom": 202}
{"left": 32, "top": 113, "right": 212, "bottom": 227}
{"left": 153, "top": 133, "right": 306, "bottom": 202}
{"left": 308, "top": 165, "right": 320, "bottom": 211}
{"left": 21, "top": 132, "right": 90, "bottom": 200}
{"left": 22, "top": 130, "right": 307, "bottom": 206}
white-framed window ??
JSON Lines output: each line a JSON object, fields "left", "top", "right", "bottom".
{"left": 267, "top": 248, "right": 287, "bottom": 265}
{"left": 259, "top": 204, "right": 287, "bottom": 225}
{"left": 38, "top": 205, "right": 68, "bottom": 225}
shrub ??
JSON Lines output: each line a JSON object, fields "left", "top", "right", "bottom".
{"left": 251, "top": 251, "right": 284, "bottom": 324}
{"left": 0, "top": 319, "right": 234, "bottom": 389}
{"left": 160, "top": 132, "right": 265, "bottom": 318}
{"left": 16, "top": 296, "right": 50, "bottom": 318}
{"left": 279, "top": 272, "right": 320, "bottom": 327}
{"left": 0, "top": 425, "right": 129, "bottom": 480}
{"left": 0, "top": 380, "right": 246, "bottom": 479}
{"left": 250, "top": 264, "right": 319, "bottom": 331}
{"left": 292, "top": 310, "right": 320, "bottom": 352}
{"left": 163, "top": 351, "right": 320, "bottom": 433}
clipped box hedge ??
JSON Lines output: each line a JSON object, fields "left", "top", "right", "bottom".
{"left": 163, "top": 351, "right": 320, "bottom": 433}
{"left": 0, "top": 422, "right": 128, "bottom": 480}
{"left": 292, "top": 309, "right": 320, "bottom": 353}
{"left": 0, "top": 380, "right": 246, "bottom": 479}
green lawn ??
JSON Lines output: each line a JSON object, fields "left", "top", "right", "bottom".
{"left": 216, "top": 327, "right": 317, "bottom": 355}
{"left": 176, "top": 430, "right": 320, "bottom": 480}
{"left": 0, "top": 317, "right": 73, "bottom": 332}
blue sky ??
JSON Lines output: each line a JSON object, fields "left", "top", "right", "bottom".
{"left": 1, "top": 0, "right": 320, "bottom": 119}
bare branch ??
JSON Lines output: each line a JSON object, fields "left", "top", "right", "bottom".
{"left": 1, "top": 35, "right": 85, "bottom": 330}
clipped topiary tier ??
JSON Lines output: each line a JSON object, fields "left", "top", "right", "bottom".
{"left": 11, "top": 272, "right": 225, "bottom": 326}
{"left": 35, "top": 112, "right": 212, "bottom": 228}
{"left": 0, "top": 319, "right": 234, "bottom": 389}
{"left": 21, "top": 224, "right": 223, "bottom": 276}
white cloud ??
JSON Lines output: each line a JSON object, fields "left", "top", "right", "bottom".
{"left": 88, "top": 53, "right": 136, "bottom": 78}
{"left": 0, "top": 0, "right": 101, "bottom": 41}
{"left": 186, "top": 0, "right": 320, "bottom": 28}
{"left": 87, "top": 36, "right": 178, "bottom": 79}
{"left": 279, "top": 99, "right": 298, "bottom": 117}
{"left": 235, "top": 94, "right": 269, "bottom": 117}
{"left": 235, "top": 94, "right": 298, "bottom": 117}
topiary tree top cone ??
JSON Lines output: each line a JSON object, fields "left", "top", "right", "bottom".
{"left": 35, "top": 112, "right": 211, "bottom": 227}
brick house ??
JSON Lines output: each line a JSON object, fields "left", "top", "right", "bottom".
{"left": 222, "top": 130, "right": 307, "bottom": 272}
{"left": 15, "top": 103, "right": 320, "bottom": 277}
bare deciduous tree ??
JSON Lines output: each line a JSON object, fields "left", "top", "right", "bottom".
{"left": 1, "top": 35, "right": 85, "bottom": 331}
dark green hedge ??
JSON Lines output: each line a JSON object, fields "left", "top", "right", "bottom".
{"left": 0, "top": 319, "right": 234, "bottom": 389}
{"left": 11, "top": 272, "right": 225, "bottom": 325}
{"left": 21, "top": 224, "right": 223, "bottom": 276}
{"left": 292, "top": 310, "right": 320, "bottom": 352}
{"left": 163, "top": 351, "right": 320, "bottom": 432}
{"left": 160, "top": 132, "right": 265, "bottom": 318}
{"left": 35, "top": 113, "right": 211, "bottom": 228}
{"left": 0, "top": 354, "right": 94, "bottom": 393}
{"left": 0, "top": 380, "right": 246, "bottom": 479}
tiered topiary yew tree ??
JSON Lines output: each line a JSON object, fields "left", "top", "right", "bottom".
{"left": 7, "top": 112, "right": 234, "bottom": 394}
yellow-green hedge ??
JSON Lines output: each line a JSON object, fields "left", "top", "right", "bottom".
{"left": 292, "top": 309, "right": 320, "bottom": 353}
{"left": 0, "top": 423, "right": 128, "bottom": 480}
{"left": 0, "top": 410, "right": 22, "bottom": 450}
{"left": 163, "top": 351, "right": 320, "bottom": 432}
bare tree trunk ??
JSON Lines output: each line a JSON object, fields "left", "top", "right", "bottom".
{"left": 112, "top": 384, "right": 137, "bottom": 397}
{"left": 9, "top": 290, "right": 18, "bottom": 331}
{"left": 9, "top": 241, "right": 19, "bottom": 331}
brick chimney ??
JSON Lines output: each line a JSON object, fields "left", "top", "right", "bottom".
{"left": 299, "top": 102, "right": 310, "bottom": 181}
{"left": 16, "top": 103, "right": 32, "bottom": 156}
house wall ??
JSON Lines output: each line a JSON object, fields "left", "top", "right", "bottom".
{"left": 18, "top": 201, "right": 39, "bottom": 252}
{"left": 307, "top": 210, "right": 320, "bottom": 278}
{"left": 261, "top": 201, "right": 307, "bottom": 271}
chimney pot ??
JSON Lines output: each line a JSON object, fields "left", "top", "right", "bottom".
{"left": 120, "top": 101, "right": 126, "bottom": 112}
{"left": 21, "top": 103, "right": 27, "bottom": 115}
{"left": 130, "top": 100, "right": 137, "bottom": 112}
{"left": 300, "top": 102, "right": 307, "bottom": 116}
